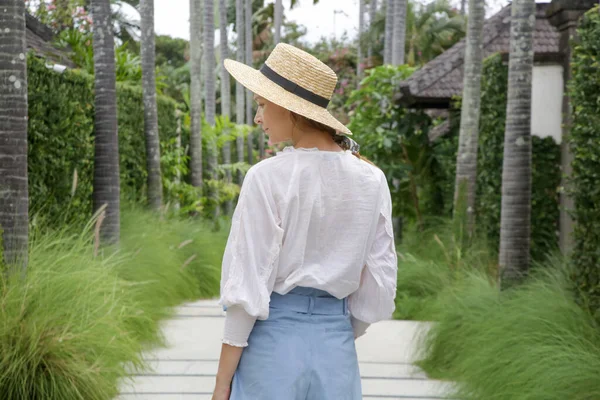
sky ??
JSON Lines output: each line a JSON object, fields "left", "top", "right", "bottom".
{"left": 147, "top": 0, "right": 549, "bottom": 45}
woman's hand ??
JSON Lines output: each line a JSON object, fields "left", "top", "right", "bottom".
{"left": 212, "top": 383, "right": 231, "bottom": 400}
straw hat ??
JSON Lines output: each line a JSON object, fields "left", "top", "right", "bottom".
{"left": 224, "top": 43, "right": 352, "bottom": 136}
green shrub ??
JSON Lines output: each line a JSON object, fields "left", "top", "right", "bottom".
{"left": 395, "top": 218, "right": 497, "bottom": 320}
{"left": 417, "top": 258, "right": 600, "bottom": 400}
{"left": 569, "top": 5, "right": 600, "bottom": 318}
{"left": 0, "top": 209, "right": 224, "bottom": 399}
{"left": 346, "top": 65, "right": 436, "bottom": 222}
{"left": 0, "top": 227, "right": 144, "bottom": 399}
{"left": 394, "top": 257, "right": 454, "bottom": 320}
{"left": 119, "top": 206, "right": 224, "bottom": 303}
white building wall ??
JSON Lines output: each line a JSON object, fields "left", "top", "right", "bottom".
{"left": 531, "top": 65, "right": 564, "bottom": 144}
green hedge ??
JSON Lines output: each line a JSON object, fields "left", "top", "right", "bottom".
{"left": 27, "top": 55, "right": 179, "bottom": 225}
{"left": 477, "top": 54, "right": 561, "bottom": 261}
{"left": 430, "top": 100, "right": 461, "bottom": 217}
{"left": 116, "top": 83, "right": 179, "bottom": 203}
{"left": 569, "top": 6, "right": 600, "bottom": 317}
{"left": 434, "top": 54, "right": 561, "bottom": 261}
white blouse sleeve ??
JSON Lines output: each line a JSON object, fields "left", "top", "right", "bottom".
{"left": 219, "top": 167, "right": 284, "bottom": 347}
{"left": 348, "top": 174, "right": 398, "bottom": 337}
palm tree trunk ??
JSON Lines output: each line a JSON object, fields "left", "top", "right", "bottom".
{"left": 461, "top": 0, "right": 467, "bottom": 16}
{"left": 174, "top": 109, "right": 182, "bottom": 211}
{"left": 235, "top": 0, "right": 245, "bottom": 185}
{"left": 245, "top": 0, "right": 255, "bottom": 164}
{"left": 91, "top": 0, "right": 120, "bottom": 245}
{"left": 140, "top": 0, "right": 163, "bottom": 211}
{"left": 453, "top": 0, "right": 485, "bottom": 235}
{"left": 189, "top": 0, "right": 203, "bottom": 189}
{"left": 204, "top": 0, "right": 216, "bottom": 130}
{"left": 499, "top": 0, "right": 536, "bottom": 285}
{"left": 384, "top": 0, "right": 394, "bottom": 64}
{"left": 274, "top": 0, "right": 283, "bottom": 45}
{"left": 368, "top": 0, "right": 377, "bottom": 62}
{"left": 204, "top": 0, "right": 219, "bottom": 219}
{"left": 220, "top": 0, "right": 231, "bottom": 119}
{"left": 357, "top": 0, "right": 365, "bottom": 88}
{"left": 0, "top": 0, "right": 28, "bottom": 272}
{"left": 392, "top": 0, "right": 407, "bottom": 65}
{"left": 220, "top": 0, "right": 233, "bottom": 215}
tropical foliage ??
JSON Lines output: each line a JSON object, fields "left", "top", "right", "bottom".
{"left": 416, "top": 252, "right": 600, "bottom": 400}
{"left": 0, "top": 208, "right": 225, "bottom": 399}
{"left": 55, "top": 28, "right": 143, "bottom": 84}
{"left": 474, "top": 55, "right": 560, "bottom": 262}
{"left": 569, "top": 5, "right": 600, "bottom": 320}
{"left": 26, "top": 0, "right": 141, "bottom": 47}
{"left": 432, "top": 55, "right": 561, "bottom": 262}
{"left": 365, "top": 0, "right": 465, "bottom": 66}
{"left": 347, "top": 65, "right": 437, "bottom": 225}
{"left": 8, "top": 2, "right": 600, "bottom": 400}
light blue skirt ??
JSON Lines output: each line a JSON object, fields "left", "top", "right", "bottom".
{"left": 230, "top": 287, "right": 362, "bottom": 399}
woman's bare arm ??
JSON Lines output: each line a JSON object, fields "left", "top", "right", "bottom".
{"left": 213, "top": 343, "right": 244, "bottom": 398}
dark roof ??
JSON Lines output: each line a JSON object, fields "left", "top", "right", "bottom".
{"left": 397, "top": 3, "right": 560, "bottom": 108}
{"left": 26, "top": 13, "right": 76, "bottom": 68}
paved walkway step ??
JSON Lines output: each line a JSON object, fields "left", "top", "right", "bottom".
{"left": 118, "top": 300, "right": 453, "bottom": 400}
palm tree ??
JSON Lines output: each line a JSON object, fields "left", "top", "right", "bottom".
{"left": 140, "top": 0, "right": 163, "bottom": 211}
{"left": 204, "top": 0, "right": 216, "bottom": 139}
{"left": 91, "top": 0, "right": 120, "bottom": 245}
{"left": 499, "top": 0, "right": 536, "bottom": 286}
{"left": 371, "top": 0, "right": 465, "bottom": 66}
{"left": 235, "top": 0, "right": 245, "bottom": 184}
{"left": 220, "top": 0, "right": 233, "bottom": 214}
{"left": 461, "top": 0, "right": 466, "bottom": 15}
{"left": 174, "top": 109, "right": 183, "bottom": 211}
{"left": 453, "top": 0, "right": 485, "bottom": 234}
{"left": 0, "top": 0, "right": 28, "bottom": 272}
{"left": 204, "top": 0, "right": 219, "bottom": 219}
{"left": 357, "top": 0, "right": 365, "bottom": 86}
{"left": 245, "top": 0, "right": 255, "bottom": 164}
{"left": 274, "top": 0, "right": 283, "bottom": 45}
{"left": 384, "top": 0, "right": 394, "bottom": 64}
{"left": 405, "top": 0, "right": 465, "bottom": 66}
{"left": 220, "top": 0, "right": 231, "bottom": 120}
{"left": 392, "top": 0, "right": 407, "bottom": 65}
{"left": 368, "top": 0, "right": 378, "bottom": 61}
{"left": 189, "top": 0, "right": 203, "bottom": 188}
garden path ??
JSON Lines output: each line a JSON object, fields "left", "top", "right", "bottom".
{"left": 117, "top": 299, "right": 453, "bottom": 399}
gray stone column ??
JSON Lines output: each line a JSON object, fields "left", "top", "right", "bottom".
{"left": 547, "top": 0, "right": 595, "bottom": 254}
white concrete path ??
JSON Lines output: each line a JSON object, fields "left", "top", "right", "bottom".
{"left": 118, "top": 299, "right": 452, "bottom": 399}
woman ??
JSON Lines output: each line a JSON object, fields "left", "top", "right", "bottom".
{"left": 213, "top": 43, "right": 398, "bottom": 400}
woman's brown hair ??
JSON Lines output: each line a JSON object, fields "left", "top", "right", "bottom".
{"left": 289, "top": 112, "right": 375, "bottom": 166}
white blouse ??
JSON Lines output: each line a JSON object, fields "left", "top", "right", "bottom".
{"left": 219, "top": 146, "right": 398, "bottom": 347}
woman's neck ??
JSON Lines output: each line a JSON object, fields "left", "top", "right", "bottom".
{"left": 292, "top": 129, "right": 342, "bottom": 152}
